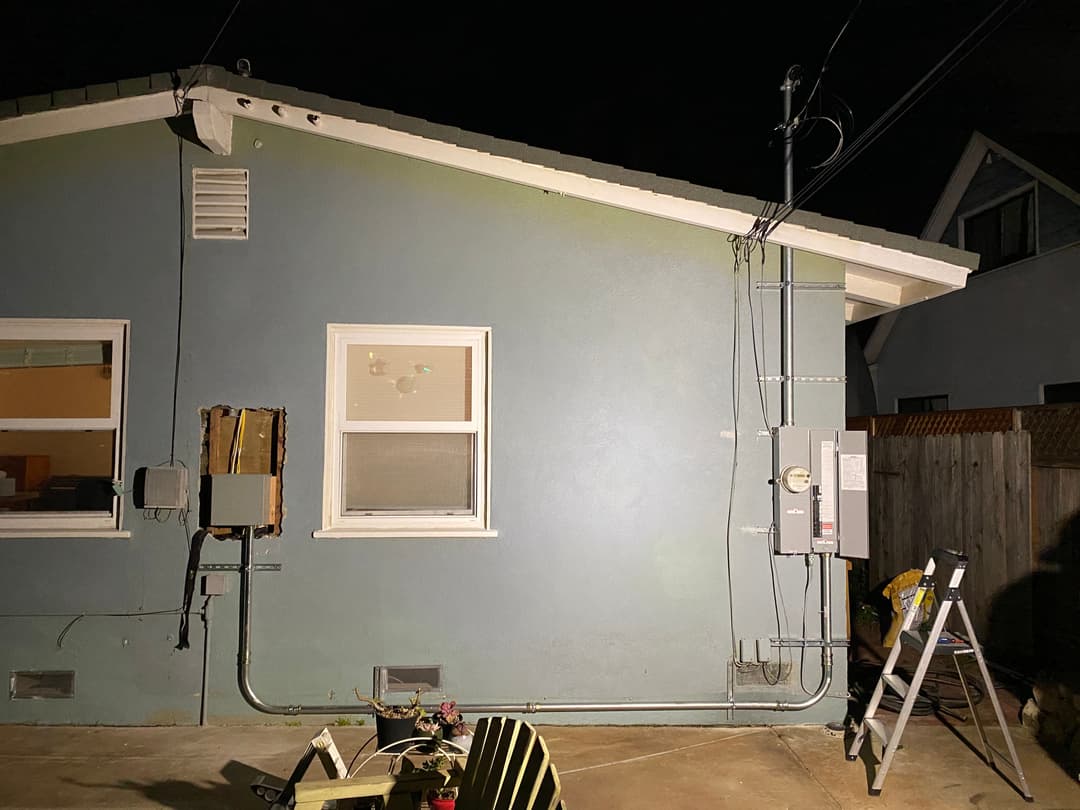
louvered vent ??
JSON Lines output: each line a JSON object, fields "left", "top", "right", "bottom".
{"left": 10, "top": 670, "right": 76, "bottom": 699}
{"left": 192, "top": 168, "right": 249, "bottom": 240}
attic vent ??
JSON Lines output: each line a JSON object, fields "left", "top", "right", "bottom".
{"left": 192, "top": 168, "right": 249, "bottom": 240}
{"left": 10, "top": 670, "right": 76, "bottom": 699}
{"left": 373, "top": 665, "right": 443, "bottom": 701}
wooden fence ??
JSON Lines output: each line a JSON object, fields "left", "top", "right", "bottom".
{"left": 864, "top": 414, "right": 1080, "bottom": 674}
{"left": 868, "top": 432, "right": 1031, "bottom": 639}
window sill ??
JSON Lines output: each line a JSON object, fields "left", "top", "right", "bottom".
{"left": 0, "top": 529, "right": 132, "bottom": 539}
{"left": 313, "top": 528, "right": 498, "bottom": 539}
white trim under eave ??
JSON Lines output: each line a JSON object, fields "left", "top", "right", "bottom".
{"left": 0, "top": 85, "right": 972, "bottom": 303}
{"left": 191, "top": 86, "right": 970, "bottom": 291}
{"left": 0, "top": 91, "right": 178, "bottom": 146}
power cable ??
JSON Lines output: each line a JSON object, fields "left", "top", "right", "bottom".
{"left": 793, "top": 1, "right": 863, "bottom": 127}
{"left": 169, "top": 136, "right": 186, "bottom": 465}
{"left": 753, "top": 0, "right": 1029, "bottom": 243}
{"left": 180, "top": 0, "right": 244, "bottom": 96}
{"left": 724, "top": 242, "right": 744, "bottom": 665}
{"left": 0, "top": 609, "right": 187, "bottom": 649}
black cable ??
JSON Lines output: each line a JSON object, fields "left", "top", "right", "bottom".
{"left": 724, "top": 240, "right": 743, "bottom": 664}
{"left": 0, "top": 609, "right": 186, "bottom": 649}
{"left": 170, "top": 136, "right": 186, "bottom": 465}
{"left": 799, "top": 555, "right": 816, "bottom": 695}
{"left": 764, "top": 524, "right": 789, "bottom": 685}
{"left": 793, "top": 1, "right": 863, "bottom": 127}
{"left": 180, "top": 0, "right": 244, "bottom": 96}
{"left": 754, "top": 0, "right": 1029, "bottom": 243}
{"left": 853, "top": 667, "right": 985, "bottom": 716}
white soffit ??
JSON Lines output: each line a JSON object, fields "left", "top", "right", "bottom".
{"left": 0, "top": 85, "right": 973, "bottom": 322}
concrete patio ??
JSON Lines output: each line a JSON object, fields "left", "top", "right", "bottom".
{"left": 0, "top": 719, "right": 1077, "bottom": 809}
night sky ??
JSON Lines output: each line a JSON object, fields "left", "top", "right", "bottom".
{"left": 4, "top": 1, "right": 1077, "bottom": 236}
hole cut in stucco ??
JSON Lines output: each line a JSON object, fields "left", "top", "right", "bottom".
{"left": 199, "top": 405, "right": 285, "bottom": 537}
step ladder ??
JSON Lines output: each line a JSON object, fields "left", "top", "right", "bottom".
{"left": 847, "top": 548, "right": 1033, "bottom": 801}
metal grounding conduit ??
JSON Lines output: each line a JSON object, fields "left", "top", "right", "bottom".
{"left": 237, "top": 529, "right": 835, "bottom": 717}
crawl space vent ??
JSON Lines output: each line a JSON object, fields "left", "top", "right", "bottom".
{"left": 192, "top": 167, "right": 249, "bottom": 240}
{"left": 10, "top": 670, "right": 75, "bottom": 699}
{"left": 373, "top": 665, "right": 443, "bottom": 701}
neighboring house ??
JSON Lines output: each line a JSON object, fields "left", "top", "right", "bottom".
{"left": 0, "top": 66, "right": 974, "bottom": 726}
{"left": 861, "top": 131, "right": 1080, "bottom": 414}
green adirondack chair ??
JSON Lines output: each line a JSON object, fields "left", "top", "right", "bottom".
{"left": 293, "top": 716, "right": 565, "bottom": 810}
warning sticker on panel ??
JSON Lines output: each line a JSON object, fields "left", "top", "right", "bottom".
{"left": 840, "top": 453, "right": 868, "bottom": 491}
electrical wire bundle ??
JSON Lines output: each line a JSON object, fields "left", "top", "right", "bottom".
{"left": 745, "top": 0, "right": 1030, "bottom": 251}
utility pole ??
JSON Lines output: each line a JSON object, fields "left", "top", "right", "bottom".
{"left": 779, "top": 66, "right": 801, "bottom": 427}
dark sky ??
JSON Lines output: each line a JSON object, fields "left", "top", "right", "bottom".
{"left": 4, "top": 1, "right": 1077, "bottom": 236}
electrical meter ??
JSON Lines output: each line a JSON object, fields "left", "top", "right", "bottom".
{"left": 772, "top": 427, "right": 868, "bottom": 558}
{"left": 779, "top": 465, "right": 812, "bottom": 493}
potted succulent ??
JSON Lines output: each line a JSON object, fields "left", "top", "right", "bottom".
{"left": 433, "top": 701, "right": 473, "bottom": 752}
{"left": 354, "top": 688, "right": 427, "bottom": 751}
{"left": 427, "top": 785, "right": 458, "bottom": 810}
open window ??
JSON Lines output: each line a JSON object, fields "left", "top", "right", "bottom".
{"left": 0, "top": 319, "right": 128, "bottom": 536}
{"left": 316, "top": 324, "right": 494, "bottom": 538}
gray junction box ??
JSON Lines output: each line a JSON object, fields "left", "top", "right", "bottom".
{"left": 772, "top": 427, "right": 868, "bottom": 558}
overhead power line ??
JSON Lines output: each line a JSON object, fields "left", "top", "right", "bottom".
{"left": 751, "top": 0, "right": 1031, "bottom": 244}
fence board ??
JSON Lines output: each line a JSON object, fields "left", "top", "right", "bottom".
{"left": 867, "top": 432, "right": 1033, "bottom": 639}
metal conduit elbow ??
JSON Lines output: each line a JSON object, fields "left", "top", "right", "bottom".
{"left": 236, "top": 528, "right": 836, "bottom": 719}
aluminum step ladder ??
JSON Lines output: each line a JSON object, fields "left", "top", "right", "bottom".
{"left": 847, "top": 548, "right": 1033, "bottom": 801}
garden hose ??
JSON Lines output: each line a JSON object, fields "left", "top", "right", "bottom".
{"left": 850, "top": 664, "right": 986, "bottom": 717}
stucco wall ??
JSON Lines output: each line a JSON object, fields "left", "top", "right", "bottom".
{"left": 0, "top": 116, "right": 848, "bottom": 725}
{"left": 877, "top": 243, "right": 1080, "bottom": 411}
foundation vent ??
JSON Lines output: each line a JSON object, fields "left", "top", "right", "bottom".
{"left": 373, "top": 665, "right": 443, "bottom": 701}
{"left": 192, "top": 167, "right": 249, "bottom": 240}
{"left": 10, "top": 670, "right": 75, "bottom": 699}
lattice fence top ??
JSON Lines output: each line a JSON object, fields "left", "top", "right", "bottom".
{"left": 1022, "top": 405, "right": 1080, "bottom": 466}
{"left": 849, "top": 404, "right": 1080, "bottom": 467}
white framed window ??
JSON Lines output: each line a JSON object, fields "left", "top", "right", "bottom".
{"left": 0, "top": 319, "right": 129, "bottom": 537}
{"left": 958, "top": 183, "right": 1038, "bottom": 273}
{"left": 316, "top": 324, "right": 495, "bottom": 538}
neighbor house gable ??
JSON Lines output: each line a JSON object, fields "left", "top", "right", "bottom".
{"left": 923, "top": 131, "right": 1080, "bottom": 247}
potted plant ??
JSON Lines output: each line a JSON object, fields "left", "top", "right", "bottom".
{"left": 354, "top": 688, "right": 426, "bottom": 752}
{"left": 426, "top": 785, "right": 457, "bottom": 810}
{"left": 433, "top": 701, "right": 473, "bottom": 752}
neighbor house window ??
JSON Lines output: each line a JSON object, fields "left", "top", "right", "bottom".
{"left": 0, "top": 319, "right": 128, "bottom": 535}
{"left": 961, "top": 187, "right": 1036, "bottom": 273}
{"left": 897, "top": 395, "right": 948, "bottom": 414}
{"left": 1043, "top": 381, "right": 1080, "bottom": 404}
{"left": 316, "top": 324, "right": 494, "bottom": 538}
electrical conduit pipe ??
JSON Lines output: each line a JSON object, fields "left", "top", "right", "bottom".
{"left": 237, "top": 529, "right": 836, "bottom": 716}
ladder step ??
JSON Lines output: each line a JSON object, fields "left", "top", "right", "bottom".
{"left": 864, "top": 718, "right": 891, "bottom": 748}
{"left": 882, "top": 673, "right": 909, "bottom": 698}
{"left": 901, "top": 629, "right": 973, "bottom": 655}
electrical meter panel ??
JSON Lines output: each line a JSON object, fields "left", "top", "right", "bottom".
{"left": 772, "top": 427, "right": 868, "bottom": 558}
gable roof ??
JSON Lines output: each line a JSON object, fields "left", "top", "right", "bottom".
{"left": 0, "top": 65, "right": 978, "bottom": 323}
{"left": 922, "top": 130, "right": 1080, "bottom": 241}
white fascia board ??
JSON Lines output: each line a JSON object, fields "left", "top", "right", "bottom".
{"left": 0, "top": 91, "right": 178, "bottom": 146}
{"left": 843, "top": 265, "right": 903, "bottom": 307}
{"left": 191, "top": 98, "right": 233, "bottom": 156}
{"left": 922, "top": 132, "right": 990, "bottom": 241}
{"left": 0, "top": 84, "right": 972, "bottom": 297}
{"left": 195, "top": 87, "right": 972, "bottom": 290}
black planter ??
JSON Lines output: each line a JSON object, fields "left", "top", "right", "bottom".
{"left": 375, "top": 714, "right": 419, "bottom": 752}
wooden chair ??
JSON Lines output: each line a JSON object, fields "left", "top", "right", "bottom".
{"left": 293, "top": 716, "right": 565, "bottom": 810}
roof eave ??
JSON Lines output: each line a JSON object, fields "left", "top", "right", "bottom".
{"left": 0, "top": 74, "right": 976, "bottom": 322}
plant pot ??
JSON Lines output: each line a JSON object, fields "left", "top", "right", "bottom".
{"left": 375, "top": 714, "right": 418, "bottom": 752}
{"left": 429, "top": 798, "right": 455, "bottom": 810}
